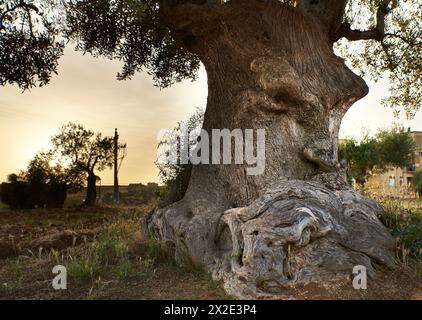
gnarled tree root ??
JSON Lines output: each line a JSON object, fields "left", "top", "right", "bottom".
{"left": 144, "top": 177, "right": 395, "bottom": 299}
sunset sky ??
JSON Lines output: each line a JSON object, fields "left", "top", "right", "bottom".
{"left": 1, "top": 48, "right": 422, "bottom": 185}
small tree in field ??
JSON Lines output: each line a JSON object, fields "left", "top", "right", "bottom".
{"left": 52, "top": 123, "right": 126, "bottom": 206}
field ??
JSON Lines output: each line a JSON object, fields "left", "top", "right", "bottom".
{"left": 0, "top": 202, "right": 421, "bottom": 300}
{"left": 0, "top": 205, "right": 229, "bottom": 299}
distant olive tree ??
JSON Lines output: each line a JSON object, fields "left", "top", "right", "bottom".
{"left": 52, "top": 123, "right": 126, "bottom": 206}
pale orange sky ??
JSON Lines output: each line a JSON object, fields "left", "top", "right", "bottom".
{"left": 0, "top": 48, "right": 421, "bottom": 185}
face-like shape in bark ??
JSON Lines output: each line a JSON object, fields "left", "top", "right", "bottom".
{"left": 220, "top": 178, "right": 394, "bottom": 295}
{"left": 181, "top": 2, "right": 369, "bottom": 182}
{"left": 148, "top": 1, "right": 397, "bottom": 299}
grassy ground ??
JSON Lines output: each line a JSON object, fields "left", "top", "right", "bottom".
{"left": 0, "top": 205, "right": 229, "bottom": 299}
{"left": 0, "top": 201, "right": 421, "bottom": 300}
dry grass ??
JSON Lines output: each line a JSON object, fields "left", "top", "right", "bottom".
{"left": 0, "top": 200, "right": 421, "bottom": 300}
{"left": 0, "top": 205, "right": 229, "bottom": 300}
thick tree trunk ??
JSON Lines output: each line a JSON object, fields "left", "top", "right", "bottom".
{"left": 145, "top": 0, "right": 395, "bottom": 298}
{"left": 85, "top": 172, "right": 97, "bottom": 206}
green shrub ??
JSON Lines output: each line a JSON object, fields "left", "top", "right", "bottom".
{"left": 68, "top": 220, "right": 134, "bottom": 281}
{"left": 68, "top": 255, "right": 100, "bottom": 281}
{"left": 143, "top": 238, "right": 162, "bottom": 260}
{"left": 93, "top": 237, "right": 128, "bottom": 266}
{"left": 113, "top": 258, "right": 131, "bottom": 279}
{"left": 379, "top": 201, "right": 422, "bottom": 262}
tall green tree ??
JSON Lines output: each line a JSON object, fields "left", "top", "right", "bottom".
{"left": 376, "top": 126, "right": 417, "bottom": 166}
{"left": 338, "top": 126, "right": 416, "bottom": 185}
{"left": 52, "top": 123, "right": 126, "bottom": 206}
{"left": 338, "top": 134, "right": 380, "bottom": 185}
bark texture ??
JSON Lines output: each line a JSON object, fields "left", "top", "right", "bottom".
{"left": 144, "top": 0, "right": 395, "bottom": 298}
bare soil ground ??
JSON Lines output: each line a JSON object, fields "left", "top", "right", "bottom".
{"left": 0, "top": 205, "right": 421, "bottom": 300}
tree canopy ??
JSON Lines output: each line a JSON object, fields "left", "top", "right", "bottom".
{"left": 51, "top": 122, "right": 126, "bottom": 205}
{"left": 0, "top": 0, "right": 64, "bottom": 89}
{"left": 52, "top": 122, "right": 126, "bottom": 175}
{"left": 0, "top": 0, "right": 420, "bottom": 116}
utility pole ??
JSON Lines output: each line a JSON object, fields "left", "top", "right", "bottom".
{"left": 113, "top": 128, "right": 120, "bottom": 205}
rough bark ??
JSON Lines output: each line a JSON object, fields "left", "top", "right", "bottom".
{"left": 145, "top": 0, "right": 395, "bottom": 298}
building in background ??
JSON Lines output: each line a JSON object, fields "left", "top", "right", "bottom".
{"left": 366, "top": 130, "right": 422, "bottom": 197}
